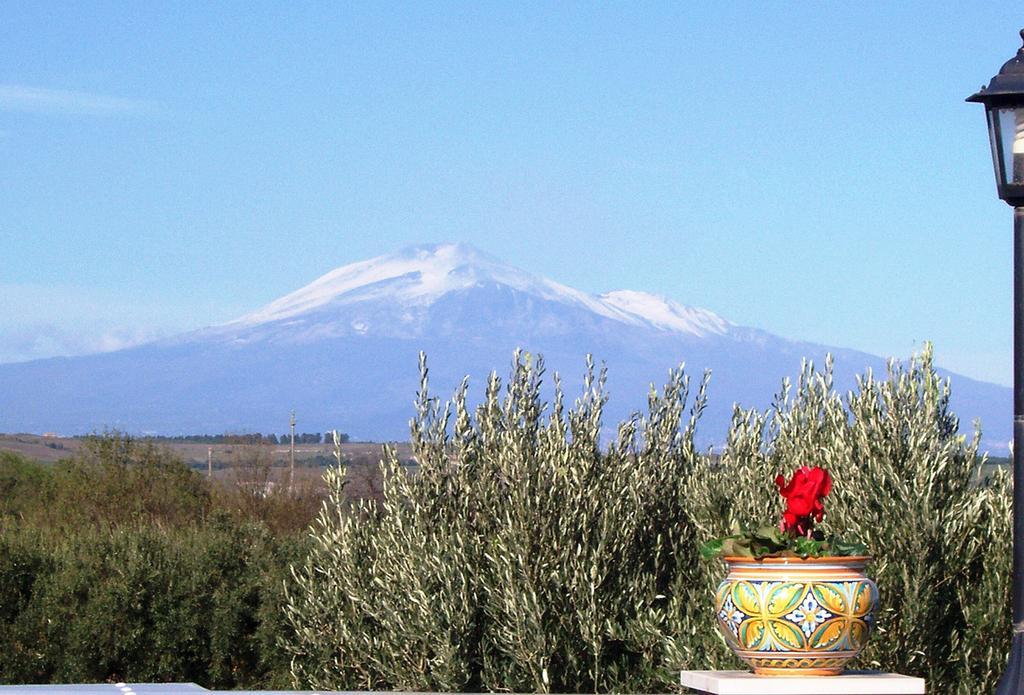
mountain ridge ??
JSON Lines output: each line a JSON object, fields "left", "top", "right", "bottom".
{"left": 187, "top": 242, "right": 735, "bottom": 344}
{"left": 0, "top": 242, "right": 1010, "bottom": 452}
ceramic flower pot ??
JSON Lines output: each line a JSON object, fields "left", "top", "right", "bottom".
{"left": 714, "top": 555, "right": 877, "bottom": 676}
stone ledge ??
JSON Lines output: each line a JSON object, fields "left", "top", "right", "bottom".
{"left": 680, "top": 670, "right": 926, "bottom": 694}
{"left": 0, "top": 685, "right": 343, "bottom": 694}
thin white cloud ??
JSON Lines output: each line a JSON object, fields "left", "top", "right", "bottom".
{"left": 0, "top": 282, "right": 245, "bottom": 364}
{"left": 0, "top": 84, "right": 157, "bottom": 116}
{"left": 0, "top": 324, "right": 167, "bottom": 364}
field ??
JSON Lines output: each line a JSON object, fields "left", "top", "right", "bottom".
{"left": 0, "top": 432, "right": 415, "bottom": 506}
{"left": 0, "top": 432, "right": 411, "bottom": 468}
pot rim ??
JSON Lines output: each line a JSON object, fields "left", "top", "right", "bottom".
{"left": 723, "top": 555, "right": 871, "bottom": 564}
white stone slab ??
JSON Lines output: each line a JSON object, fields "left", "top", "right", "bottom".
{"left": 680, "top": 670, "right": 926, "bottom": 694}
{"left": 0, "top": 687, "right": 208, "bottom": 694}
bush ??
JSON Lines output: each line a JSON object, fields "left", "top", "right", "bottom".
{"left": 0, "top": 452, "right": 55, "bottom": 520}
{"left": 0, "top": 438, "right": 309, "bottom": 688}
{"left": 0, "top": 519, "right": 301, "bottom": 688}
{"left": 286, "top": 352, "right": 709, "bottom": 692}
{"left": 284, "top": 348, "right": 1010, "bottom": 693}
{"left": 0, "top": 434, "right": 212, "bottom": 530}
{"left": 53, "top": 433, "right": 212, "bottom": 528}
{"left": 675, "top": 350, "right": 1010, "bottom": 693}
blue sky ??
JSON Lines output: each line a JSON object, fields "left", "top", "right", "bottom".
{"left": 1, "top": 3, "right": 1021, "bottom": 385}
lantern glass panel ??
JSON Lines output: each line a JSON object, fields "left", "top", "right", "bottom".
{"left": 987, "top": 108, "right": 1004, "bottom": 185}
{"left": 997, "top": 107, "right": 1024, "bottom": 185}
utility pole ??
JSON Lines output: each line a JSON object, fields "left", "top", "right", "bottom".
{"left": 289, "top": 410, "right": 296, "bottom": 493}
{"left": 207, "top": 446, "right": 212, "bottom": 478}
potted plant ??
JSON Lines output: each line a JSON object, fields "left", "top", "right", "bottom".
{"left": 701, "top": 465, "right": 877, "bottom": 676}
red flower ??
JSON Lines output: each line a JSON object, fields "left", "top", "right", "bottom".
{"left": 775, "top": 466, "right": 832, "bottom": 536}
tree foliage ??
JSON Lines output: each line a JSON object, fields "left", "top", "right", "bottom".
{"left": 0, "top": 435, "right": 315, "bottom": 688}
{"left": 285, "top": 348, "right": 1010, "bottom": 693}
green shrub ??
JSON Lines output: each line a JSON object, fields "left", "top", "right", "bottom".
{"left": 674, "top": 350, "right": 1010, "bottom": 693}
{"left": 0, "top": 435, "right": 212, "bottom": 530}
{"left": 0, "top": 452, "right": 55, "bottom": 521}
{"left": 0, "top": 520, "right": 302, "bottom": 688}
{"left": 286, "top": 352, "right": 708, "bottom": 692}
{"left": 0, "top": 436, "right": 318, "bottom": 688}
{"left": 0, "top": 526, "right": 54, "bottom": 680}
{"left": 49, "top": 433, "right": 212, "bottom": 528}
{"left": 284, "top": 348, "right": 1010, "bottom": 693}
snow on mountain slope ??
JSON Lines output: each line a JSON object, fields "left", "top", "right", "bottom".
{"left": 231, "top": 243, "right": 519, "bottom": 324}
{"left": 600, "top": 290, "right": 730, "bottom": 337}
{"left": 222, "top": 243, "right": 730, "bottom": 339}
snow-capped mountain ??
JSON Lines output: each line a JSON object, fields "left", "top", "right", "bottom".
{"left": 0, "top": 243, "right": 1011, "bottom": 451}
{"left": 189, "top": 243, "right": 730, "bottom": 344}
{"left": 231, "top": 243, "right": 641, "bottom": 328}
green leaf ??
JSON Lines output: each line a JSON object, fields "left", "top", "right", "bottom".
{"left": 753, "top": 526, "right": 786, "bottom": 545}
{"left": 830, "top": 538, "right": 869, "bottom": 556}
{"left": 721, "top": 537, "right": 754, "bottom": 558}
{"left": 699, "top": 538, "right": 725, "bottom": 560}
{"left": 793, "top": 536, "right": 825, "bottom": 558}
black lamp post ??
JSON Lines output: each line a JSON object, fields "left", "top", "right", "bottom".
{"left": 968, "top": 28, "right": 1024, "bottom": 695}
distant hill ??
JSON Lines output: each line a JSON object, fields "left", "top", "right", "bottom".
{"left": 0, "top": 242, "right": 1010, "bottom": 452}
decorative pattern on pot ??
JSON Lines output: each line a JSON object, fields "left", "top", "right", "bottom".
{"left": 714, "top": 556, "right": 878, "bottom": 676}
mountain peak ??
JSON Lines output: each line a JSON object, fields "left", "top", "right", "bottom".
{"left": 222, "top": 243, "right": 730, "bottom": 339}
{"left": 231, "top": 242, "right": 540, "bottom": 326}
